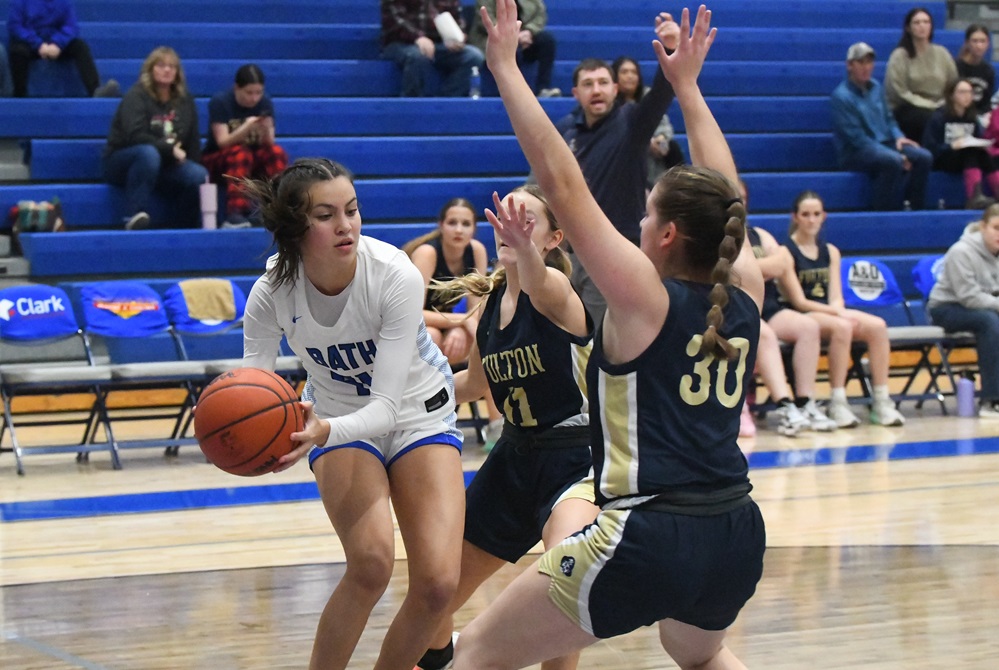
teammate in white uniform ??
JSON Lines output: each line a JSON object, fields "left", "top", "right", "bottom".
{"left": 241, "top": 158, "right": 466, "bottom": 670}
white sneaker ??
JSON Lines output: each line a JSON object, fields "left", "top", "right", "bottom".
{"left": 771, "top": 402, "right": 809, "bottom": 437}
{"left": 978, "top": 402, "right": 999, "bottom": 419}
{"left": 801, "top": 399, "right": 838, "bottom": 432}
{"left": 870, "top": 400, "right": 905, "bottom": 426}
{"left": 827, "top": 399, "right": 861, "bottom": 428}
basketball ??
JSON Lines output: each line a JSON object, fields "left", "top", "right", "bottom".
{"left": 194, "top": 367, "right": 304, "bottom": 476}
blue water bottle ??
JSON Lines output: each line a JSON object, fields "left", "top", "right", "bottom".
{"left": 957, "top": 372, "right": 976, "bottom": 417}
{"left": 469, "top": 66, "right": 481, "bottom": 99}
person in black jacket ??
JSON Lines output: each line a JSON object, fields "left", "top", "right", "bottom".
{"left": 102, "top": 46, "right": 207, "bottom": 229}
{"left": 551, "top": 13, "right": 679, "bottom": 324}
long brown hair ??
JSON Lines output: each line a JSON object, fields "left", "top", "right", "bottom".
{"left": 139, "top": 46, "right": 188, "bottom": 100}
{"left": 653, "top": 166, "right": 746, "bottom": 360}
{"left": 240, "top": 158, "right": 355, "bottom": 288}
{"left": 401, "top": 197, "right": 477, "bottom": 257}
{"left": 430, "top": 184, "right": 570, "bottom": 306}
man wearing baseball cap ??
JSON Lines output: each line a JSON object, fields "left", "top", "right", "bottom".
{"left": 831, "top": 41, "right": 932, "bottom": 210}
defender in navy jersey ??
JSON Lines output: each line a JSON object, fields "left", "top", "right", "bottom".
{"left": 240, "top": 158, "right": 465, "bottom": 670}
{"left": 417, "top": 185, "right": 597, "bottom": 670}
{"left": 777, "top": 190, "right": 905, "bottom": 428}
{"left": 455, "top": 5, "right": 767, "bottom": 669}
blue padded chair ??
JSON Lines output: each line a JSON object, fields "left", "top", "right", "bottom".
{"left": 79, "top": 280, "right": 208, "bottom": 456}
{"left": 0, "top": 283, "right": 117, "bottom": 474}
{"left": 841, "top": 257, "right": 966, "bottom": 412}
{"left": 163, "top": 277, "right": 305, "bottom": 385}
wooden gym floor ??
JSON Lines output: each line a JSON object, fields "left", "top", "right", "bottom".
{"left": 2, "top": 395, "right": 999, "bottom": 669}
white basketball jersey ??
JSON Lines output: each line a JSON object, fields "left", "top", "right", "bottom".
{"left": 244, "top": 236, "right": 455, "bottom": 445}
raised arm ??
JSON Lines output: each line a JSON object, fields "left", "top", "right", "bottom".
{"left": 485, "top": 192, "right": 588, "bottom": 336}
{"left": 651, "top": 7, "right": 735, "bottom": 184}
{"left": 482, "top": 0, "right": 665, "bottom": 322}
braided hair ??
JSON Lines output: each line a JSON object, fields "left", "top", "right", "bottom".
{"left": 653, "top": 166, "right": 747, "bottom": 360}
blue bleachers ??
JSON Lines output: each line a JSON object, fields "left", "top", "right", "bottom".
{"left": 0, "top": 96, "right": 839, "bottom": 140}
{"left": 19, "top": 223, "right": 497, "bottom": 278}
{"left": 0, "top": 0, "right": 969, "bottom": 286}
{"left": 28, "top": 132, "right": 842, "bottom": 181}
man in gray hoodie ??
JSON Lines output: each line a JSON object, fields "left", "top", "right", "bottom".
{"left": 928, "top": 210, "right": 999, "bottom": 417}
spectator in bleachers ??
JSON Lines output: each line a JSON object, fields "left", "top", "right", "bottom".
{"left": 781, "top": 190, "right": 906, "bottom": 428}
{"left": 831, "top": 41, "right": 932, "bottom": 211}
{"left": 553, "top": 13, "right": 679, "bottom": 324}
{"left": 102, "top": 46, "right": 207, "bottom": 230}
{"left": 402, "top": 198, "right": 504, "bottom": 448}
{"left": 402, "top": 197, "right": 489, "bottom": 367}
{"left": 884, "top": 7, "right": 957, "bottom": 142}
{"left": 611, "top": 55, "right": 687, "bottom": 191}
{"left": 0, "top": 43, "right": 11, "bottom": 96}
{"left": 201, "top": 64, "right": 288, "bottom": 228}
{"left": 922, "top": 78, "right": 998, "bottom": 210}
{"left": 6, "top": 0, "right": 118, "bottom": 97}
{"left": 381, "top": 0, "right": 485, "bottom": 97}
{"left": 469, "top": 0, "right": 559, "bottom": 97}
{"left": 956, "top": 24, "right": 995, "bottom": 122}
{"left": 928, "top": 205, "right": 999, "bottom": 418}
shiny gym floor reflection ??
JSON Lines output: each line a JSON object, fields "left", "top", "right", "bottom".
{"left": 2, "top": 408, "right": 998, "bottom": 668}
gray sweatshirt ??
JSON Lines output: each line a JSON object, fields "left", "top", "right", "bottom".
{"left": 928, "top": 222, "right": 999, "bottom": 310}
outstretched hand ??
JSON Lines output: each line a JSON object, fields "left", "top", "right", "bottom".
{"left": 654, "top": 12, "right": 680, "bottom": 52}
{"left": 485, "top": 191, "right": 535, "bottom": 255}
{"left": 653, "top": 5, "right": 716, "bottom": 90}
{"left": 482, "top": 0, "right": 523, "bottom": 73}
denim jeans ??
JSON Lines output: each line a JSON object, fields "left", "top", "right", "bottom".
{"left": 929, "top": 302, "right": 998, "bottom": 400}
{"left": 843, "top": 140, "right": 931, "bottom": 211}
{"left": 382, "top": 41, "right": 484, "bottom": 97}
{"left": 103, "top": 144, "right": 208, "bottom": 228}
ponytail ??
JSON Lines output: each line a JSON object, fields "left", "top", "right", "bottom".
{"left": 699, "top": 201, "right": 746, "bottom": 360}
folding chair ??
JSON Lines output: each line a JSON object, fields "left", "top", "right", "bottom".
{"left": 163, "top": 277, "right": 305, "bottom": 384}
{"left": 841, "top": 257, "right": 964, "bottom": 413}
{"left": 0, "top": 284, "right": 117, "bottom": 475}
{"left": 79, "top": 280, "right": 208, "bottom": 457}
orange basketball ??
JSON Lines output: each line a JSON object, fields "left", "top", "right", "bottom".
{"left": 194, "top": 367, "right": 304, "bottom": 476}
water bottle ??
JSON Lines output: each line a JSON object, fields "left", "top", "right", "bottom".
{"left": 957, "top": 372, "right": 976, "bottom": 417}
{"left": 199, "top": 178, "right": 218, "bottom": 230}
{"left": 903, "top": 200, "right": 912, "bottom": 211}
{"left": 469, "top": 66, "right": 481, "bottom": 100}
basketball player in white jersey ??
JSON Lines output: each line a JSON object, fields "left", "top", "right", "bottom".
{"left": 241, "top": 157, "right": 466, "bottom": 670}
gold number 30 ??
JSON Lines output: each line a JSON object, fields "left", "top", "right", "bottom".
{"left": 679, "top": 335, "right": 751, "bottom": 408}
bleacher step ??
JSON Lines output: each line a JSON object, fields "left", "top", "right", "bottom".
{"left": 0, "top": 139, "right": 29, "bottom": 183}
{"left": 0, "top": 257, "right": 31, "bottom": 278}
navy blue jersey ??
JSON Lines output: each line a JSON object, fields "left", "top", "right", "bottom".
{"left": 746, "top": 227, "right": 783, "bottom": 320}
{"left": 586, "top": 280, "right": 759, "bottom": 508}
{"left": 476, "top": 284, "right": 590, "bottom": 429}
{"left": 424, "top": 236, "right": 477, "bottom": 312}
{"left": 784, "top": 238, "right": 832, "bottom": 304}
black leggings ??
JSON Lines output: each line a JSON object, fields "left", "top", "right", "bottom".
{"left": 8, "top": 38, "right": 100, "bottom": 97}
{"left": 893, "top": 102, "right": 935, "bottom": 143}
{"left": 934, "top": 147, "right": 995, "bottom": 174}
